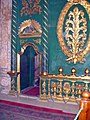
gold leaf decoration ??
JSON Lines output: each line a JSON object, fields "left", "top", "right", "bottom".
{"left": 18, "top": 20, "right": 42, "bottom": 38}
{"left": 34, "top": 39, "right": 41, "bottom": 44}
{"left": 57, "top": 0, "right": 90, "bottom": 64}
{"left": 65, "top": 7, "right": 87, "bottom": 63}
{"left": 21, "top": 0, "right": 42, "bottom": 16}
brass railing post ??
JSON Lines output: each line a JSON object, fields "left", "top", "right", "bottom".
{"left": 48, "top": 79, "right": 51, "bottom": 98}
{"left": 42, "top": 79, "right": 47, "bottom": 99}
{"left": 69, "top": 68, "right": 76, "bottom": 102}
{"left": 57, "top": 68, "right": 64, "bottom": 101}
{"left": 57, "top": 79, "right": 63, "bottom": 101}
{"left": 51, "top": 82, "right": 57, "bottom": 98}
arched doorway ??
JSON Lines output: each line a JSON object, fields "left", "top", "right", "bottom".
{"left": 17, "top": 43, "right": 42, "bottom": 96}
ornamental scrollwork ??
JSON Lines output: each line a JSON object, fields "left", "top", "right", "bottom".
{"left": 65, "top": 7, "right": 87, "bottom": 63}
{"left": 57, "top": 0, "right": 90, "bottom": 64}
{"left": 18, "top": 20, "right": 42, "bottom": 38}
{"left": 21, "top": 0, "right": 42, "bottom": 16}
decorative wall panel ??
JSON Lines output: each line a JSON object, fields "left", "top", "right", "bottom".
{"left": 48, "top": 0, "right": 90, "bottom": 75}
{"left": 0, "top": 0, "right": 12, "bottom": 94}
{"left": 0, "top": 0, "right": 90, "bottom": 95}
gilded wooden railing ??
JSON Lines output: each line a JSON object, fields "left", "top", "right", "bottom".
{"left": 40, "top": 68, "right": 90, "bottom": 104}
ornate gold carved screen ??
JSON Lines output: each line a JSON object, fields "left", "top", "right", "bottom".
{"left": 57, "top": 0, "right": 90, "bottom": 64}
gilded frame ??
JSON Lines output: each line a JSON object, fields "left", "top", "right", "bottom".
{"left": 17, "top": 42, "right": 42, "bottom": 93}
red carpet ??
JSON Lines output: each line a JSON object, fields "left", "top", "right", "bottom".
{"left": 21, "top": 87, "right": 39, "bottom": 96}
{"left": 0, "top": 100, "right": 76, "bottom": 120}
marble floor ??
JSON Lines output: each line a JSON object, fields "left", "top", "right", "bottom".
{"left": 0, "top": 93, "right": 79, "bottom": 115}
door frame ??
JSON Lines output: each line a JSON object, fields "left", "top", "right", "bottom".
{"left": 17, "top": 42, "right": 42, "bottom": 93}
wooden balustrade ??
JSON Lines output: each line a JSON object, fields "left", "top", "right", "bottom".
{"left": 78, "top": 91, "right": 90, "bottom": 120}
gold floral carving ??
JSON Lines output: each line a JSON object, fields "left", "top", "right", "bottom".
{"left": 65, "top": 7, "right": 87, "bottom": 63}
{"left": 34, "top": 39, "right": 41, "bottom": 44}
{"left": 18, "top": 20, "right": 42, "bottom": 38}
{"left": 21, "top": 0, "right": 42, "bottom": 16}
{"left": 57, "top": 0, "right": 90, "bottom": 64}
{"left": 20, "top": 40, "right": 27, "bottom": 45}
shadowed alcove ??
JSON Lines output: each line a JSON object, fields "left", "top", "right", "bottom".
{"left": 17, "top": 43, "right": 42, "bottom": 96}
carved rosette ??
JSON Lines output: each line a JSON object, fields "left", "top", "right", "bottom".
{"left": 57, "top": 0, "right": 90, "bottom": 64}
